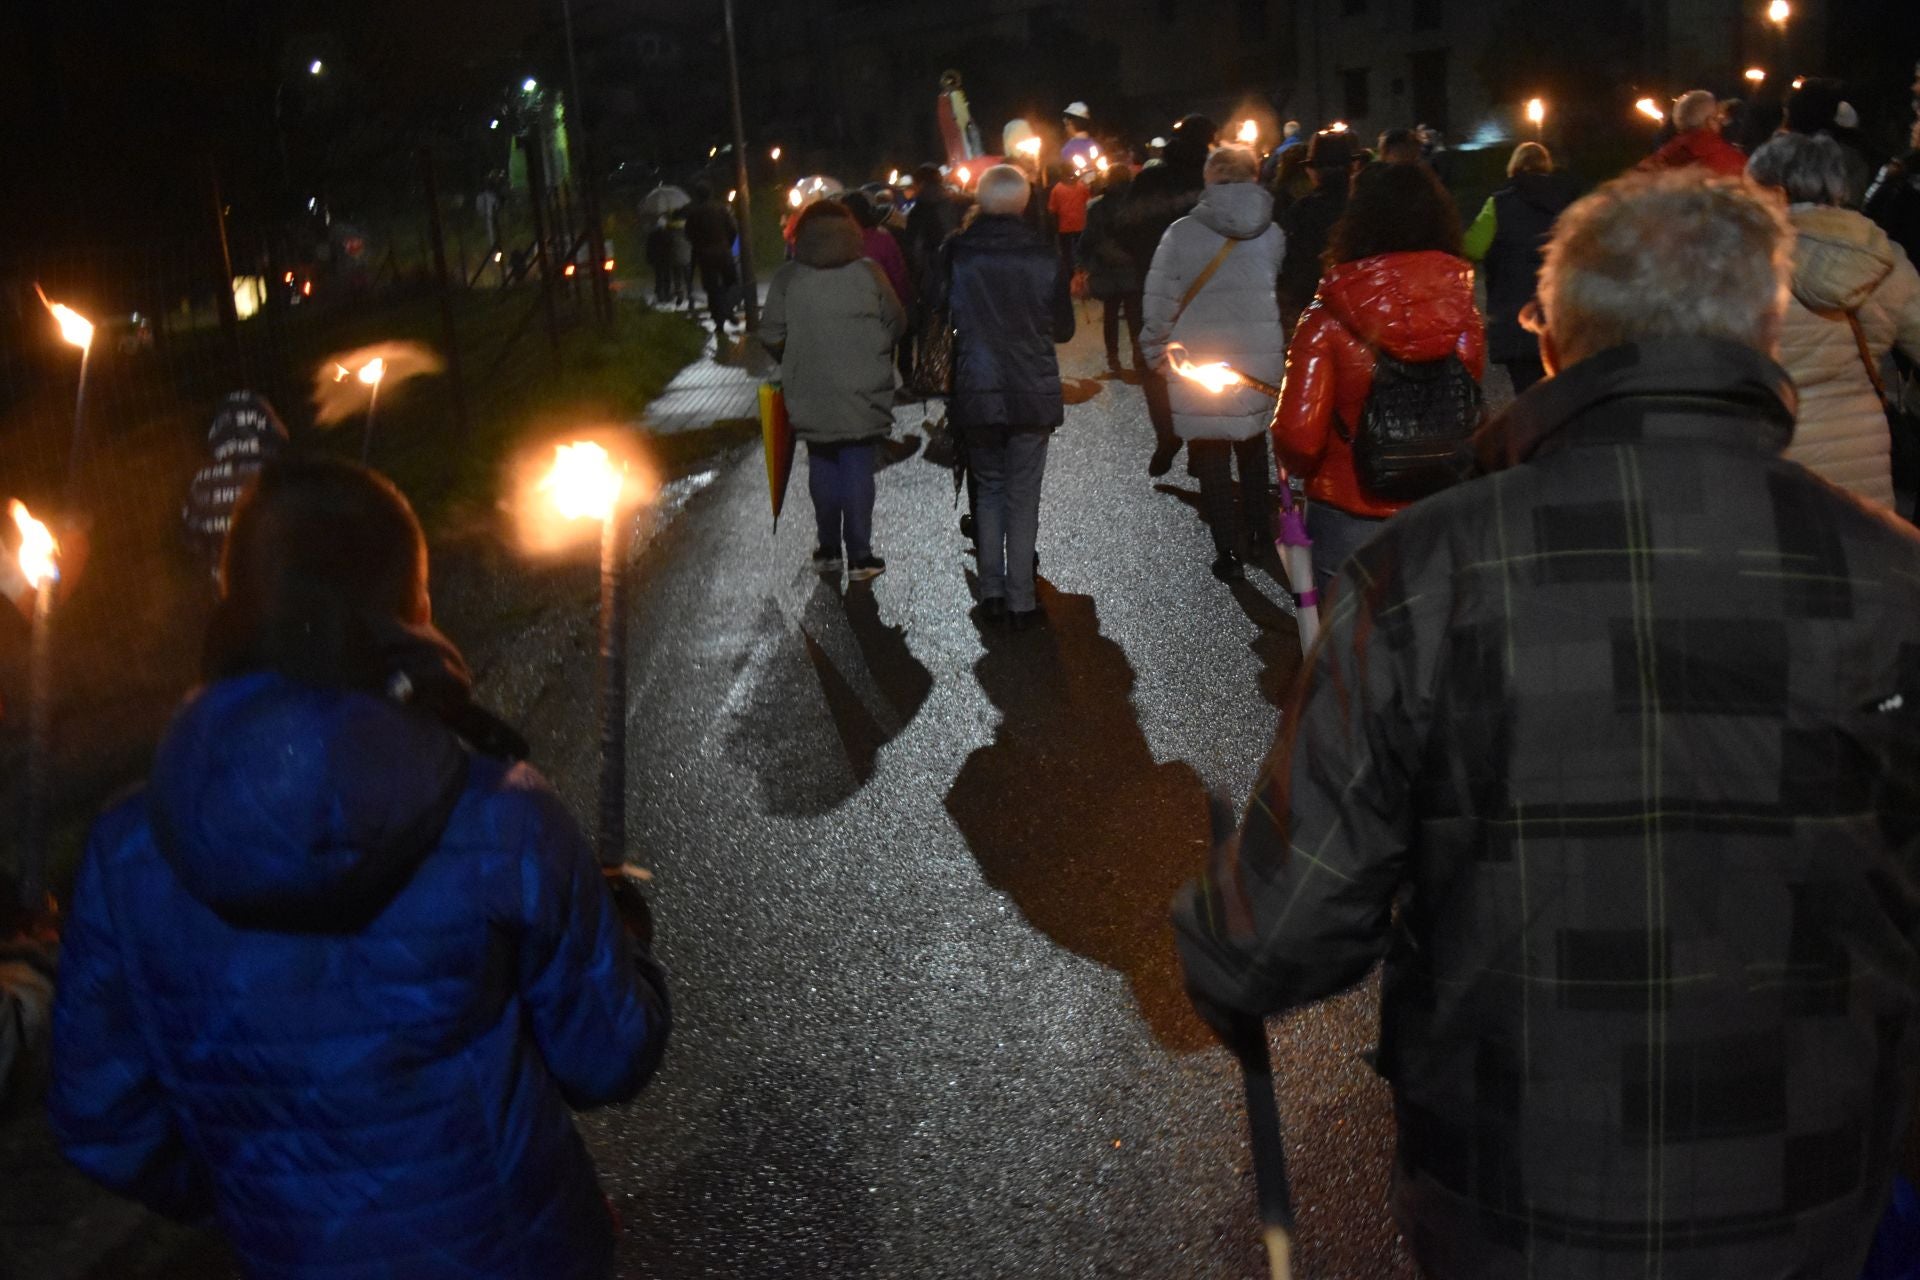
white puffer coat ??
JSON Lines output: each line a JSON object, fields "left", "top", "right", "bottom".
{"left": 1140, "top": 182, "right": 1285, "bottom": 442}
{"left": 1779, "top": 204, "right": 1920, "bottom": 506}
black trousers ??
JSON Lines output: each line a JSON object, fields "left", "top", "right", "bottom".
{"left": 1143, "top": 369, "right": 1180, "bottom": 455}
{"left": 1188, "top": 435, "right": 1274, "bottom": 558}
{"left": 1100, "top": 293, "right": 1144, "bottom": 367}
{"left": 697, "top": 254, "right": 738, "bottom": 327}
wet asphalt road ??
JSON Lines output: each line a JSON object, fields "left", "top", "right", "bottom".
{"left": 439, "top": 322, "right": 1420, "bottom": 1280}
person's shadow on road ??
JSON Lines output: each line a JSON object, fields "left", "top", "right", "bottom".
{"left": 944, "top": 584, "right": 1216, "bottom": 1050}
{"left": 727, "top": 578, "right": 933, "bottom": 817}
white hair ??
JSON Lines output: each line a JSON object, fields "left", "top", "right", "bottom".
{"left": 976, "top": 165, "right": 1031, "bottom": 216}
{"left": 1204, "top": 146, "right": 1259, "bottom": 185}
{"left": 1747, "top": 133, "right": 1849, "bottom": 206}
{"left": 1539, "top": 171, "right": 1792, "bottom": 367}
{"left": 1673, "top": 89, "right": 1719, "bottom": 133}
{"left": 1282, "top": 120, "right": 1301, "bottom": 137}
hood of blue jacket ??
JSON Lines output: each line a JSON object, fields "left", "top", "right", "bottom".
{"left": 149, "top": 673, "right": 468, "bottom": 931}
{"left": 1192, "top": 182, "right": 1275, "bottom": 240}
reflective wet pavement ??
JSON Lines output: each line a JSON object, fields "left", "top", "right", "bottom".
{"left": 470, "top": 323, "right": 1421, "bottom": 1279}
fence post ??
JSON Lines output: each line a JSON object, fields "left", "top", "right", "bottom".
{"left": 522, "top": 131, "right": 564, "bottom": 373}
{"left": 418, "top": 146, "right": 471, "bottom": 439}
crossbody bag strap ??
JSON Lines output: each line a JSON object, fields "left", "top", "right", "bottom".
{"left": 1844, "top": 309, "right": 1889, "bottom": 402}
{"left": 1169, "top": 237, "right": 1239, "bottom": 332}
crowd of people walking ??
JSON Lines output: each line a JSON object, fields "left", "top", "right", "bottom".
{"left": 28, "top": 56, "right": 1920, "bottom": 1280}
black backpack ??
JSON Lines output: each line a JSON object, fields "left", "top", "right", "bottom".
{"left": 1339, "top": 350, "right": 1484, "bottom": 501}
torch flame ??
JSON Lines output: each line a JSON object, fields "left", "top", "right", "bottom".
{"left": 1166, "top": 344, "right": 1246, "bottom": 395}
{"left": 1015, "top": 136, "right": 1042, "bottom": 158}
{"left": 1072, "top": 154, "right": 1088, "bottom": 171}
{"left": 538, "top": 442, "right": 624, "bottom": 524}
{"left": 1237, "top": 118, "right": 1259, "bottom": 144}
{"left": 956, "top": 166, "right": 972, "bottom": 188}
{"left": 1095, "top": 155, "right": 1111, "bottom": 173}
{"left": 35, "top": 287, "right": 94, "bottom": 351}
{"left": 1525, "top": 97, "right": 1545, "bottom": 126}
{"left": 1635, "top": 97, "right": 1665, "bottom": 122}
{"left": 357, "top": 356, "right": 386, "bottom": 387}
{"left": 10, "top": 501, "right": 58, "bottom": 590}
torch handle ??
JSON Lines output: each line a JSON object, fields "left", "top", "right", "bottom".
{"left": 21, "top": 588, "right": 54, "bottom": 914}
{"left": 595, "top": 510, "right": 630, "bottom": 868}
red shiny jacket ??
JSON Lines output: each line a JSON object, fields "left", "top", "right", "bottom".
{"left": 1641, "top": 127, "right": 1749, "bottom": 178}
{"left": 1270, "top": 251, "right": 1486, "bottom": 519}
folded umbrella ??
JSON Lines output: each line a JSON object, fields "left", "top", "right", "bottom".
{"left": 758, "top": 382, "right": 795, "bottom": 532}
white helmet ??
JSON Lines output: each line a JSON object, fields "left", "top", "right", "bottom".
{"left": 1063, "top": 101, "right": 1091, "bottom": 123}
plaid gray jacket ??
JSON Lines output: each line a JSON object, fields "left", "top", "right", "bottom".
{"left": 1174, "top": 338, "right": 1920, "bottom": 1279}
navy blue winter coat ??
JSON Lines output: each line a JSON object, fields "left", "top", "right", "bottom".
{"left": 944, "top": 214, "right": 1074, "bottom": 438}
{"left": 49, "top": 673, "right": 670, "bottom": 1280}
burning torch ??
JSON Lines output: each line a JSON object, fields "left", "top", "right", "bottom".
{"left": 36, "top": 289, "right": 94, "bottom": 493}
{"left": 334, "top": 356, "right": 388, "bottom": 463}
{"left": 535, "top": 441, "right": 656, "bottom": 937}
{"left": 536, "top": 442, "right": 638, "bottom": 866}
{"left": 1166, "top": 344, "right": 1319, "bottom": 647}
{"left": 11, "top": 501, "right": 59, "bottom": 914}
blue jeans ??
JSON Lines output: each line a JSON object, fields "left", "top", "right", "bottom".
{"left": 1305, "top": 501, "right": 1386, "bottom": 593}
{"left": 971, "top": 430, "right": 1050, "bottom": 611}
{"left": 807, "top": 440, "right": 877, "bottom": 560}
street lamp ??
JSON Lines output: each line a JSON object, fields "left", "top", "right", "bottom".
{"left": 309, "top": 59, "right": 324, "bottom": 76}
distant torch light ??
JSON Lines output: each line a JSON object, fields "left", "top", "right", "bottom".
{"left": 563, "top": 262, "right": 577, "bottom": 277}
{"left": 956, "top": 165, "right": 972, "bottom": 187}
{"left": 1238, "top": 118, "right": 1259, "bottom": 144}
{"left": 788, "top": 187, "right": 803, "bottom": 208}
{"left": 523, "top": 77, "right": 538, "bottom": 92}
{"left": 1525, "top": 98, "right": 1546, "bottom": 127}
{"left": 302, "top": 281, "right": 313, "bottom": 297}
{"left": 1096, "top": 155, "right": 1111, "bottom": 173}
{"left": 728, "top": 189, "right": 737, "bottom": 202}
{"left": 770, "top": 145, "right": 782, "bottom": 161}
{"left": 1327, "top": 120, "right": 1349, "bottom": 133}
{"left": 1792, "top": 76, "right": 1806, "bottom": 90}
{"left": 1768, "top": 0, "right": 1790, "bottom": 26}
{"left": 1744, "top": 68, "right": 1766, "bottom": 84}
{"left": 709, "top": 146, "right": 718, "bottom": 158}
{"left": 1635, "top": 97, "right": 1665, "bottom": 122}
{"left": 490, "top": 118, "right": 500, "bottom": 130}
{"left": 889, "top": 168, "right": 900, "bottom": 185}
{"left": 494, "top": 250, "right": 504, "bottom": 263}
{"left": 603, "top": 257, "right": 616, "bottom": 273}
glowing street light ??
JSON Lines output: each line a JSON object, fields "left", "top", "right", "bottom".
{"left": 770, "top": 145, "right": 782, "bottom": 161}
{"left": 1237, "top": 117, "right": 1259, "bottom": 145}
{"left": 523, "top": 76, "right": 538, "bottom": 93}
{"left": 11, "top": 498, "right": 60, "bottom": 912}
{"left": 1635, "top": 97, "right": 1665, "bottom": 123}
{"left": 490, "top": 117, "right": 500, "bottom": 130}
{"left": 1745, "top": 67, "right": 1767, "bottom": 84}
{"left": 1767, "top": 0, "right": 1790, "bottom": 27}
{"left": 309, "top": 59, "right": 324, "bottom": 76}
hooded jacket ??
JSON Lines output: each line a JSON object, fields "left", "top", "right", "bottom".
{"left": 1463, "top": 171, "right": 1577, "bottom": 364}
{"left": 1075, "top": 188, "right": 1141, "bottom": 299}
{"left": 1778, "top": 204, "right": 1920, "bottom": 506}
{"left": 761, "top": 215, "right": 907, "bottom": 445}
{"left": 50, "top": 674, "right": 669, "bottom": 1280}
{"left": 945, "top": 214, "right": 1073, "bottom": 436}
{"left": 1179, "top": 336, "right": 1920, "bottom": 1280}
{"left": 1271, "top": 250, "right": 1486, "bottom": 517}
{"left": 1139, "top": 182, "right": 1286, "bottom": 442}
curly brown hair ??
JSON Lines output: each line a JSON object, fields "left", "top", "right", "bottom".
{"left": 1325, "top": 161, "right": 1463, "bottom": 267}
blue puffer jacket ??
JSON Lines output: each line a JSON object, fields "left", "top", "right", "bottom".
{"left": 49, "top": 674, "right": 670, "bottom": 1280}
{"left": 945, "top": 214, "right": 1074, "bottom": 438}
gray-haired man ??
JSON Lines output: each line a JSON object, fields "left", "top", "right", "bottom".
{"left": 1174, "top": 172, "right": 1920, "bottom": 1278}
